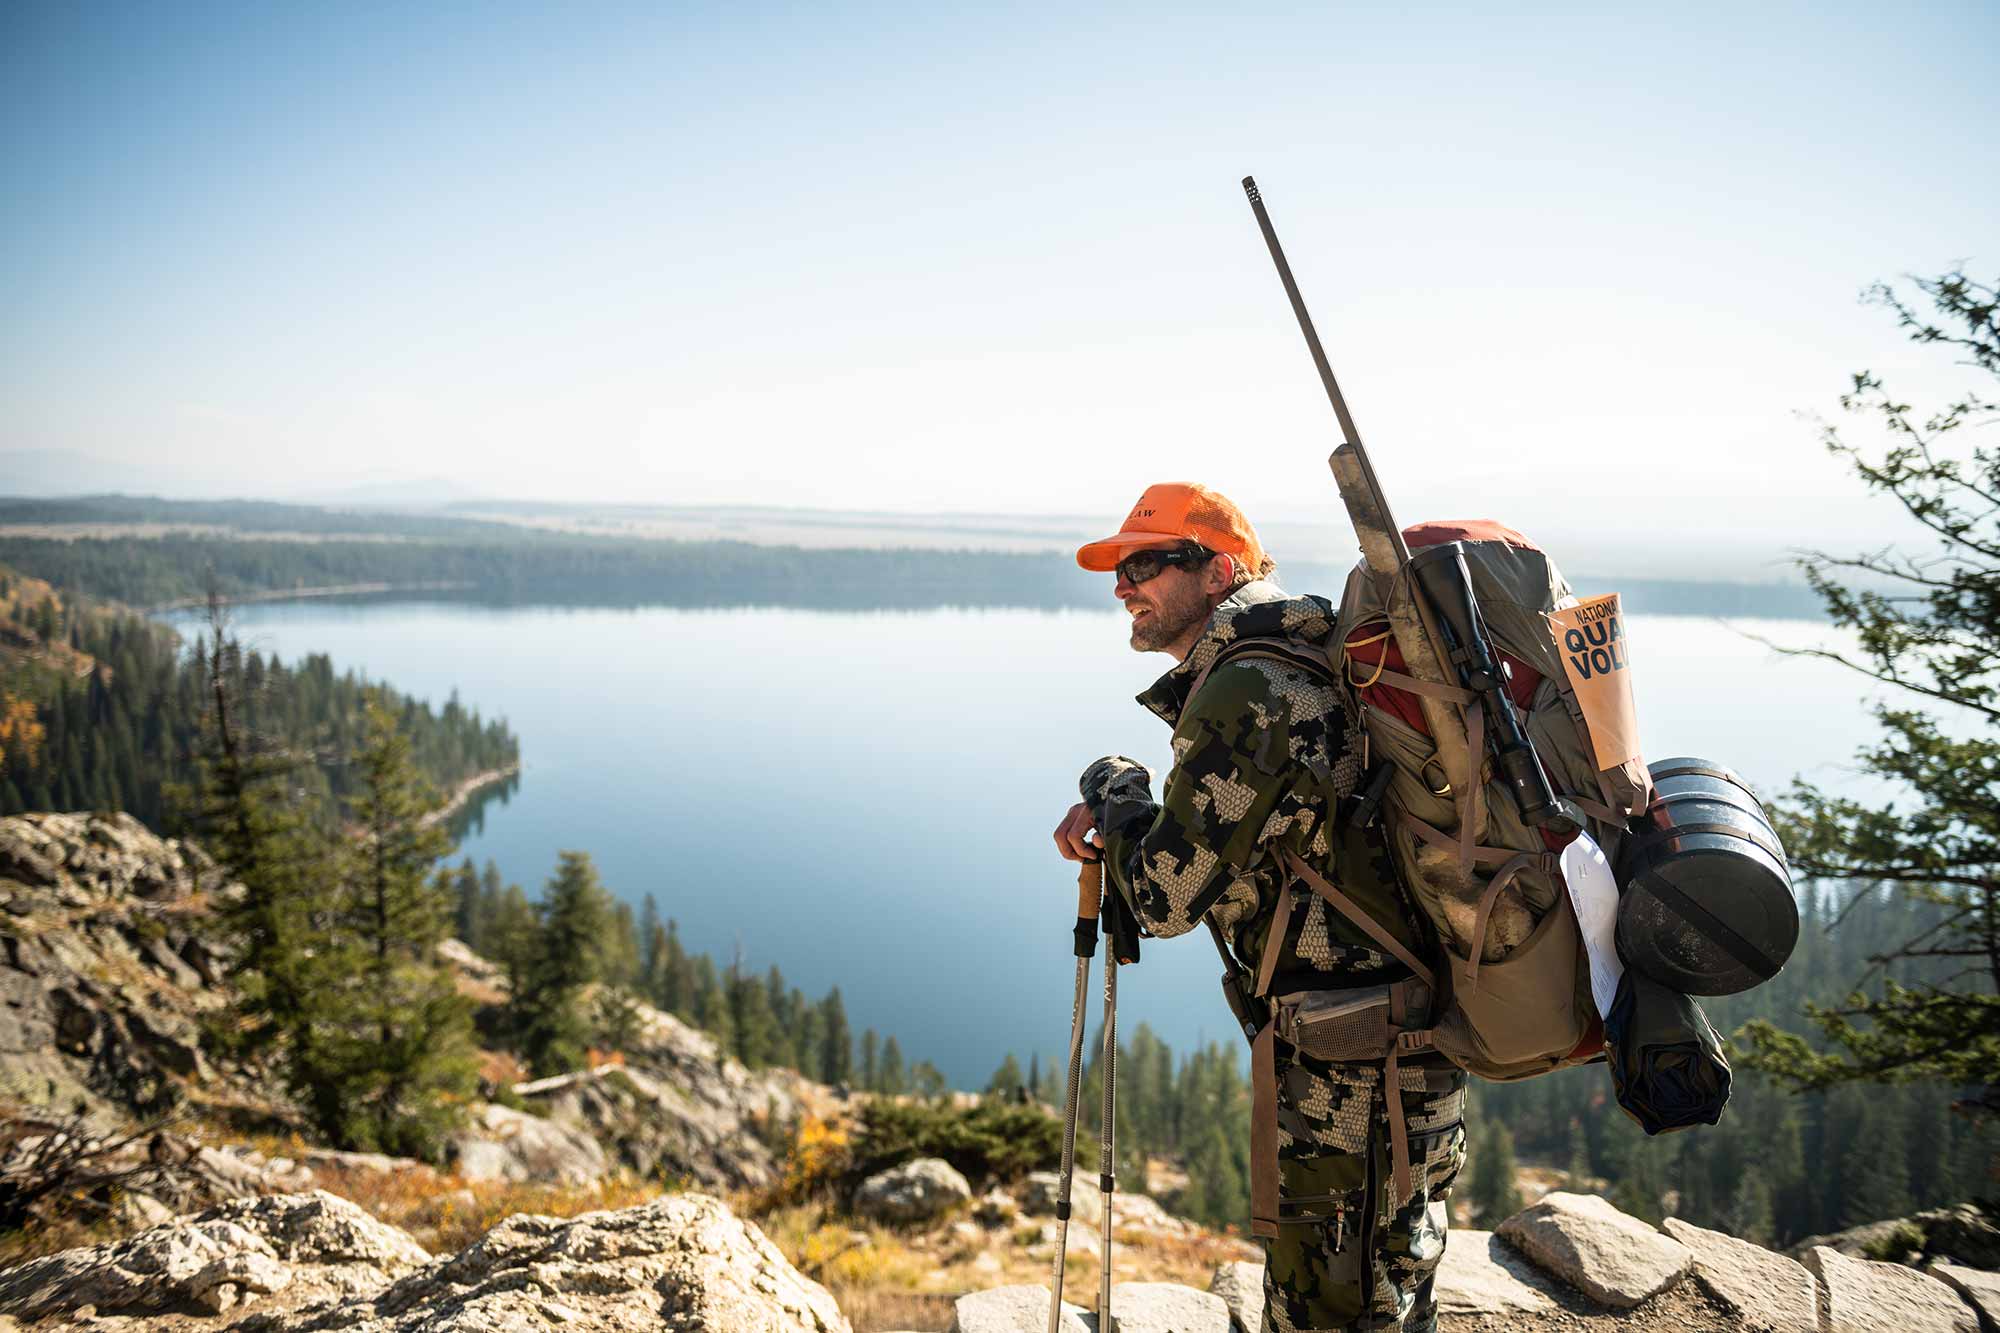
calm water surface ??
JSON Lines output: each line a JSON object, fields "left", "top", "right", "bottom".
{"left": 196, "top": 600, "right": 1877, "bottom": 1087}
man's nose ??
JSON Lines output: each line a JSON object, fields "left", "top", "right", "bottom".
{"left": 1113, "top": 572, "right": 1136, "bottom": 598}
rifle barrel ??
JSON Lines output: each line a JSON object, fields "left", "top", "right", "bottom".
{"left": 1241, "top": 176, "right": 1410, "bottom": 566}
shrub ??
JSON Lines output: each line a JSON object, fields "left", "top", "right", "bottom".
{"left": 779, "top": 1113, "right": 852, "bottom": 1203}
{"left": 844, "top": 1098, "right": 1060, "bottom": 1191}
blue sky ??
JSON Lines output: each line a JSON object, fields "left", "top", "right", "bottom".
{"left": 4, "top": 2, "right": 1995, "bottom": 568}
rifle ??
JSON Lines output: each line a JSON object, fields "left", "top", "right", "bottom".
{"left": 1240, "top": 176, "right": 1573, "bottom": 835}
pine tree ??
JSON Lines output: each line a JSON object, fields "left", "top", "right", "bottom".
{"left": 880, "top": 1035, "right": 906, "bottom": 1094}
{"left": 471, "top": 860, "right": 505, "bottom": 950}
{"left": 450, "top": 857, "right": 479, "bottom": 942}
{"left": 191, "top": 603, "right": 332, "bottom": 1061}
{"left": 658, "top": 920, "right": 690, "bottom": 1017}
{"left": 1842, "top": 1097, "right": 1913, "bottom": 1225}
{"left": 761, "top": 965, "right": 796, "bottom": 1069}
{"left": 1741, "top": 272, "right": 2000, "bottom": 1116}
{"left": 794, "top": 992, "right": 823, "bottom": 1080}
{"left": 986, "top": 1054, "right": 1025, "bottom": 1098}
{"left": 727, "top": 953, "right": 778, "bottom": 1068}
{"left": 1563, "top": 1117, "right": 1593, "bottom": 1189}
{"left": 690, "top": 954, "right": 731, "bottom": 1050}
{"left": 638, "top": 894, "right": 661, "bottom": 975}
{"left": 306, "top": 698, "right": 476, "bottom": 1158}
{"left": 517, "top": 852, "right": 612, "bottom": 1075}
{"left": 860, "top": 1028, "right": 880, "bottom": 1091}
{"left": 1467, "top": 1119, "right": 1523, "bottom": 1224}
{"left": 601, "top": 900, "right": 641, "bottom": 989}
{"left": 819, "top": 988, "right": 852, "bottom": 1086}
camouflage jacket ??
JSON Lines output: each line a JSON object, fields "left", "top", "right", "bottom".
{"left": 1079, "top": 580, "right": 1426, "bottom": 990}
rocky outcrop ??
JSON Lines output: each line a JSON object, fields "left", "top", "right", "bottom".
{"left": 947, "top": 1283, "right": 1229, "bottom": 1333}
{"left": 0, "top": 813, "right": 245, "bottom": 1123}
{"left": 497, "top": 998, "right": 816, "bottom": 1191}
{"left": 1207, "top": 1260, "right": 1263, "bottom": 1333}
{"left": 950, "top": 1284, "right": 1089, "bottom": 1333}
{"left": 1016, "top": 1172, "right": 1197, "bottom": 1238}
{"left": 0, "top": 1190, "right": 428, "bottom": 1320}
{"left": 1435, "top": 1229, "right": 1560, "bottom": 1316}
{"left": 1101, "top": 1282, "right": 1231, "bottom": 1333}
{"left": 0, "top": 1191, "right": 846, "bottom": 1333}
{"left": 1497, "top": 1191, "right": 1692, "bottom": 1309}
{"left": 1802, "top": 1244, "right": 1979, "bottom": 1333}
{"left": 1662, "top": 1216, "right": 1819, "bottom": 1333}
{"left": 1932, "top": 1262, "right": 2000, "bottom": 1333}
{"left": 447, "top": 1101, "right": 607, "bottom": 1186}
{"left": 246, "top": 1193, "right": 848, "bottom": 1333}
{"left": 1793, "top": 1202, "right": 2000, "bottom": 1269}
{"left": 853, "top": 1156, "right": 972, "bottom": 1224}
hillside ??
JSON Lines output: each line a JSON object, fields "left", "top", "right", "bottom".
{"left": 3, "top": 808, "right": 1997, "bottom": 1333}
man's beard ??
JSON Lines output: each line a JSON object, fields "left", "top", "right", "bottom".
{"left": 1128, "top": 579, "right": 1211, "bottom": 653}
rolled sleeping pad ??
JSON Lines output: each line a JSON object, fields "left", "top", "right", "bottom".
{"left": 1615, "top": 757, "right": 1798, "bottom": 996}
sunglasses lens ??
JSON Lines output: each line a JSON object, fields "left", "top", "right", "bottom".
{"left": 1119, "top": 552, "right": 1163, "bottom": 584}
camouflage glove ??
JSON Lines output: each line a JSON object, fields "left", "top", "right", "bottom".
{"left": 1078, "top": 755, "right": 1156, "bottom": 842}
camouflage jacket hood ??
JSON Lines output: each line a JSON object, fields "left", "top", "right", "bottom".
{"left": 1136, "top": 579, "right": 1341, "bottom": 727}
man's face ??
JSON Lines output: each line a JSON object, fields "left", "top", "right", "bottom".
{"left": 1115, "top": 542, "right": 1216, "bottom": 654}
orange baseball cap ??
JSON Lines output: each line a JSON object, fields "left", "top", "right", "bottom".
{"left": 1076, "top": 483, "right": 1269, "bottom": 574}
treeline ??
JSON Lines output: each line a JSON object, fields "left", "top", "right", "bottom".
{"left": 448, "top": 857, "right": 942, "bottom": 1094}
{"left": 0, "top": 569, "right": 517, "bottom": 828}
{"left": 980, "top": 882, "right": 1995, "bottom": 1242}
{"left": 0, "top": 505, "right": 1825, "bottom": 618}
{"left": 0, "top": 495, "right": 523, "bottom": 541}
{"left": 0, "top": 533, "right": 1100, "bottom": 612}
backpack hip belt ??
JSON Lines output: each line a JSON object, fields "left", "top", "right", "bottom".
{"left": 1214, "top": 850, "right": 1445, "bottom": 1238}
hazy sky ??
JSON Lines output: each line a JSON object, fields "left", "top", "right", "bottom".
{"left": 4, "top": 2, "right": 1995, "bottom": 570}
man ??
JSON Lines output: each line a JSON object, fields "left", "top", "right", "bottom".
{"left": 1053, "top": 482, "right": 1466, "bottom": 1333}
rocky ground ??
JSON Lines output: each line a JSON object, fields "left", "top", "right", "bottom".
{"left": 3, "top": 811, "right": 1997, "bottom": 1332}
{"left": 1, "top": 1183, "right": 1994, "bottom": 1332}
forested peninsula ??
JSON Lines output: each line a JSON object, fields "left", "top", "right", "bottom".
{"left": 0, "top": 564, "right": 517, "bottom": 826}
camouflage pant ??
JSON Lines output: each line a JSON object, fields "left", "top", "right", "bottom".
{"left": 1262, "top": 1045, "right": 1467, "bottom": 1333}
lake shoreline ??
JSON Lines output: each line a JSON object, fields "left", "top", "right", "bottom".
{"left": 425, "top": 764, "right": 521, "bottom": 829}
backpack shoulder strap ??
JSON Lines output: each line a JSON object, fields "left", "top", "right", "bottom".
{"left": 1184, "top": 635, "right": 1339, "bottom": 709}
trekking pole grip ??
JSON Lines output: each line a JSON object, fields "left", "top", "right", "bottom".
{"left": 1073, "top": 863, "right": 1102, "bottom": 959}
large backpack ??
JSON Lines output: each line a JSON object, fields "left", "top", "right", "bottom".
{"left": 1330, "top": 519, "right": 1651, "bottom": 1081}
{"left": 1194, "top": 521, "right": 1657, "bottom": 1232}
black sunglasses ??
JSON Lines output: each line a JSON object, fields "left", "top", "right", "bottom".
{"left": 1115, "top": 544, "right": 1214, "bottom": 586}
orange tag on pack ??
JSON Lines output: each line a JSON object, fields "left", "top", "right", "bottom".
{"left": 1547, "top": 594, "right": 1640, "bottom": 771}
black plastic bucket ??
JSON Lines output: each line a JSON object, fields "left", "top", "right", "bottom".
{"left": 1615, "top": 757, "right": 1797, "bottom": 996}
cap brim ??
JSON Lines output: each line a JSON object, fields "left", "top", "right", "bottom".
{"left": 1075, "top": 530, "right": 1189, "bottom": 571}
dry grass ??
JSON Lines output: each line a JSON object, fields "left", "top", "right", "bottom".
{"left": 0, "top": 1208, "right": 124, "bottom": 1267}
{"left": 310, "top": 1157, "right": 669, "bottom": 1254}
{"left": 837, "top": 1287, "right": 955, "bottom": 1333}
{"left": 744, "top": 1191, "right": 1259, "bottom": 1333}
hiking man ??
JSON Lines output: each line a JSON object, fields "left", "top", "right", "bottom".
{"left": 1053, "top": 482, "right": 1467, "bottom": 1333}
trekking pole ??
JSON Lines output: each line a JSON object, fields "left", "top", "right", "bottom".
{"left": 1096, "top": 923, "right": 1121, "bottom": 1333}
{"left": 1048, "top": 861, "right": 1100, "bottom": 1333}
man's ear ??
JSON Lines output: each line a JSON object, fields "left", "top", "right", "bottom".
{"left": 1206, "top": 554, "right": 1238, "bottom": 596}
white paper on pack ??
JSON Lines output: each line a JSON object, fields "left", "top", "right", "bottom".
{"left": 1560, "top": 830, "right": 1624, "bottom": 1019}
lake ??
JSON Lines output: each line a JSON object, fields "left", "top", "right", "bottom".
{"left": 195, "top": 598, "right": 1879, "bottom": 1088}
